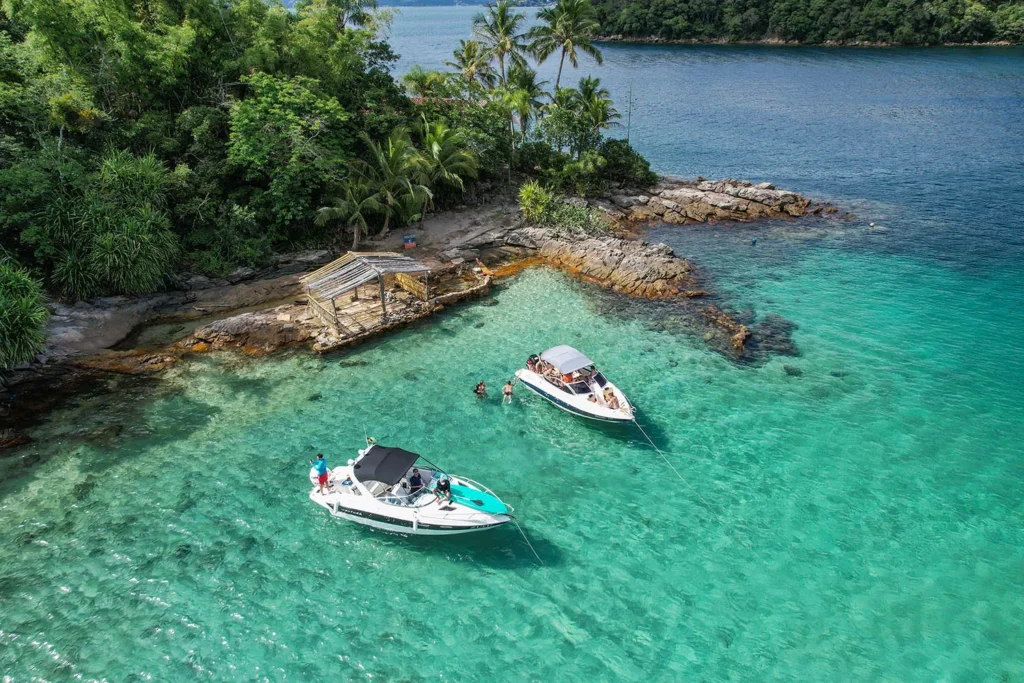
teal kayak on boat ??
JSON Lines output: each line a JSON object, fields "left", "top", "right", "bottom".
{"left": 449, "top": 484, "right": 509, "bottom": 515}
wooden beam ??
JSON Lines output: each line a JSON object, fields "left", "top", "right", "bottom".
{"left": 378, "top": 273, "right": 387, "bottom": 320}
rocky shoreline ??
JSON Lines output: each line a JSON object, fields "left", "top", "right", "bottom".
{"left": 1, "top": 176, "right": 820, "bottom": 439}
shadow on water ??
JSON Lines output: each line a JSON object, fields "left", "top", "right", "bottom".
{"left": 349, "top": 521, "right": 564, "bottom": 570}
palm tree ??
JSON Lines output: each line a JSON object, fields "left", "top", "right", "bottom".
{"left": 419, "top": 116, "right": 479, "bottom": 194}
{"left": 401, "top": 65, "right": 451, "bottom": 98}
{"left": 472, "top": 0, "right": 528, "bottom": 88}
{"left": 507, "top": 64, "right": 550, "bottom": 138}
{"left": 315, "top": 177, "right": 381, "bottom": 251}
{"left": 444, "top": 39, "right": 496, "bottom": 89}
{"left": 352, "top": 128, "right": 432, "bottom": 238}
{"left": 578, "top": 76, "right": 620, "bottom": 133}
{"left": 527, "top": 0, "right": 603, "bottom": 90}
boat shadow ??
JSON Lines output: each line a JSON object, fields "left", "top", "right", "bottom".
{"left": 357, "top": 524, "right": 565, "bottom": 570}
{"left": 565, "top": 405, "right": 669, "bottom": 448}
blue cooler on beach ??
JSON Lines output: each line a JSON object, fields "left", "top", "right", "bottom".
{"left": 403, "top": 235, "right": 416, "bottom": 249}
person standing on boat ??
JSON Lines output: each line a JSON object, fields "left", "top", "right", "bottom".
{"left": 502, "top": 381, "right": 514, "bottom": 404}
{"left": 311, "top": 453, "right": 329, "bottom": 495}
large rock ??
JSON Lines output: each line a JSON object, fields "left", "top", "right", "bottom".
{"left": 611, "top": 177, "right": 812, "bottom": 225}
{"left": 183, "top": 304, "right": 317, "bottom": 353}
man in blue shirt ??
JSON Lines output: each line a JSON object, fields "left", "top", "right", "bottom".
{"left": 310, "top": 453, "right": 329, "bottom": 495}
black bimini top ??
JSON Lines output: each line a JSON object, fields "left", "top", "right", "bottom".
{"left": 352, "top": 445, "right": 420, "bottom": 485}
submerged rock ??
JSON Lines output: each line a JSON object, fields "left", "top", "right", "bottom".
{"left": 783, "top": 364, "right": 804, "bottom": 376}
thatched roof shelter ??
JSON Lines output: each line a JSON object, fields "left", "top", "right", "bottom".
{"left": 300, "top": 252, "right": 431, "bottom": 330}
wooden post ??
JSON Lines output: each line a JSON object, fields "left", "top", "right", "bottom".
{"left": 331, "top": 297, "right": 338, "bottom": 328}
{"left": 423, "top": 272, "right": 430, "bottom": 303}
{"left": 378, "top": 273, "right": 387, "bottom": 320}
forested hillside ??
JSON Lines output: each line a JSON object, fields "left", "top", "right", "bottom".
{"left": 0, "top": 0, "right": 653, "bottom": 368}
{"left": 592, "top": 0, "right": 1024, "bottom": 44}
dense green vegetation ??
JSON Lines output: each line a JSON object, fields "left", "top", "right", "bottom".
{"left": 592, "top": 0, "right": 1024, "bottom": 44}
{"left": 0, "top": 0, "right": 647, "bottom": 367}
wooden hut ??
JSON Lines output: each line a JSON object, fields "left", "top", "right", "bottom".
{"left": 300, "top": 252, "right": 432, "bottom": 333}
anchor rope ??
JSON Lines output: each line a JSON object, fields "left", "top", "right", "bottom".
{"left": 512, "top": 517, "right": 544, "bottom": 566}
{"left": 632, "top": 418, "right": 755, "bottom": 552}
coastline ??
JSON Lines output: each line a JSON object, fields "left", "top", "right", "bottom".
{"left": 1, "top": 175, "right": 825, "bottom": 441}
{"left": 594, "top": 35, "right": 1019, "bottom": 48}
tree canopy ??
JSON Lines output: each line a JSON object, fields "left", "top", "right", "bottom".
{"left": 592, "top": 0, "right": 1024, "bottom": 44}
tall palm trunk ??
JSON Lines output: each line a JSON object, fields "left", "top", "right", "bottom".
{"left": 555, "top": 48, "right": 567, "bottom": 90}
{"left": 377, "top": 212, "right": 391, "bottom": 238}
{"left": 499, "top": 54, "right": 506, "bottom": 87}
{"left": 352, "top": 222, "right": 360, "bottom": 250}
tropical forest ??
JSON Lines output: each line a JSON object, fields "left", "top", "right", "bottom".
{"left": 0, "top": 0, "right": 651, "bottom": 369}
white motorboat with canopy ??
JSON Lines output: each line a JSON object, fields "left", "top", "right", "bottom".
{"left": 514, "top": 345, "right": 634, "bottom": 422}
{"left": 309, "top": 443, "right": 513, "bottom": 535}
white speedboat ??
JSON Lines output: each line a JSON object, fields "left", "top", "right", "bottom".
{"left": 514, "top": 345, "right": 634, "bottom": 423}
{"left": 309, "top": 443, "right": 513, "bottom": 535}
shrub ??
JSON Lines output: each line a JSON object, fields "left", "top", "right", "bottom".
{"left": 519, "top": 181, "right": 554, "bottom": 224}
{"left": 513, "top": 141, "right": 568, "bottom": 174}
{"left": 547, "top": 202, "right": 607, "bottom": 237}
{"left": 599, "top": 139, "right": 658, "bottom": 188}
{"left": 547, "top": 150, "right": 608, "bottom": 197}
{"left": 0, "top": 261, "right": 48, "bottom": 368}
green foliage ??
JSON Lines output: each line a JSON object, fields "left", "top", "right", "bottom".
{"left": 351, "top": 127, "right": 431, "bottom": 236}
{"left": 518, "top": 180, "right": 554, "bottom": 223}
{"left": 444, "top": 39, "right": 497, "bottom": 88}
{"left": 547, "top": 201, "right": 607, "bottom": 236}
{"left": 592, "top": 0, "right": 1024, "bottom": 44}
{"left": 528, "top": 0, "right": 603, "bottom": 89}
{"left": 401, "top": 65, "right": 463, "bottom": 98}
{"left": 0, "top": 259, "right": 48, "bottom": 368}
{"left": 514, "top": 140, "right": 568, "bottom": 173}
{"left": 228, "top": 72, "right": 353, "bottom": 239}
{"left": 414, "top": 97, "right": 513, "bottom": 180}
{"left": 418, "top": 116, "right": 479, "bottom": 207}
{"left": 0, "top": 0, "right": 409, "bottom": 299}
{"left": 315, "top": 177, "right": 381, "bottom": 250}
{"left": 547, "top": 149, "right": 608, "bottom": 196}
{"left": 598, "top": 139, "right": 657, "bottom": 187}
{"left": 473, "top": 0, "right": 529, "bottom": 86}
{"left": 520, "top": 181, "right": 606, "bottom": 235}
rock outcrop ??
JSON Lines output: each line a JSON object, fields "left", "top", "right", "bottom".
{"left": 497, "top": 226, "right": 751, "bottom": 351}
{"left": 607, "top": 177, "right": 814, "bottom": 225}
{"left": 182, "top": 305, "right": 318, "bottom": 354}
{"left": 504, "top": 227, "right": 703, "bottom": 299}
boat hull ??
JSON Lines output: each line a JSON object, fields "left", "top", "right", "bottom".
{"left": 310, "top": 490, "right": 510, "bottom": 536}
{"left": 515, "top": 370, "right": 634, "bottom": 423}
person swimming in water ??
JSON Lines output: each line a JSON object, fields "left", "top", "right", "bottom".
{"left": 502, "top": 381, "right": 514, "bottom": 405}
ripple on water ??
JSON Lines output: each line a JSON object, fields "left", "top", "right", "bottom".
{"left": 1, "top": 260, "right": 1023, "bottom": 679}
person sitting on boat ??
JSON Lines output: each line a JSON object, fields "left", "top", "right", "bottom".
{"left": 310, "top": 453, "right": 329, "bottom": 495}
{"left": 435, "top": 475, "right": 452, "bottom": 505}
{"left": 409, "top": 468, "right": 424, "bottom": 496}
{"left": 474, "top": 381, "right": 487, "bottom": 397}
{"left": 526, "top": 355, "right": 538, "bottom": 372}
{"left": 603, "top": 388, "right": 620, "bottom": 410}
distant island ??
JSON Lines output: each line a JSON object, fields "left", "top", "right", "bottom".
{"left": 589, "top": 0, "right": 1024, "bottom": 45}
{"left": 371, "top": 0, "right": 1024, "bottom": 45}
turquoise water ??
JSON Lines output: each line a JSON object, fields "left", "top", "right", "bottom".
{"left": 3, "top": 9, "right": 1024, "bottom": 680}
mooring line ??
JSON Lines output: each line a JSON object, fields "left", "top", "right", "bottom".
{"left": 512, "top": 517, "right": 544, "bottom": 566}
{"left": 632, "top": 419, "right": 754, "bottom": 552}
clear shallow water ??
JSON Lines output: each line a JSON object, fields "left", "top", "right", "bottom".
{"left": 3, "top": 9, "right": 1024, "bottom": 680}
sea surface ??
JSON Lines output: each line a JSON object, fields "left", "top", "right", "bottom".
{"left": 2, "top": 8, "right": 1023, "bottom": 680}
